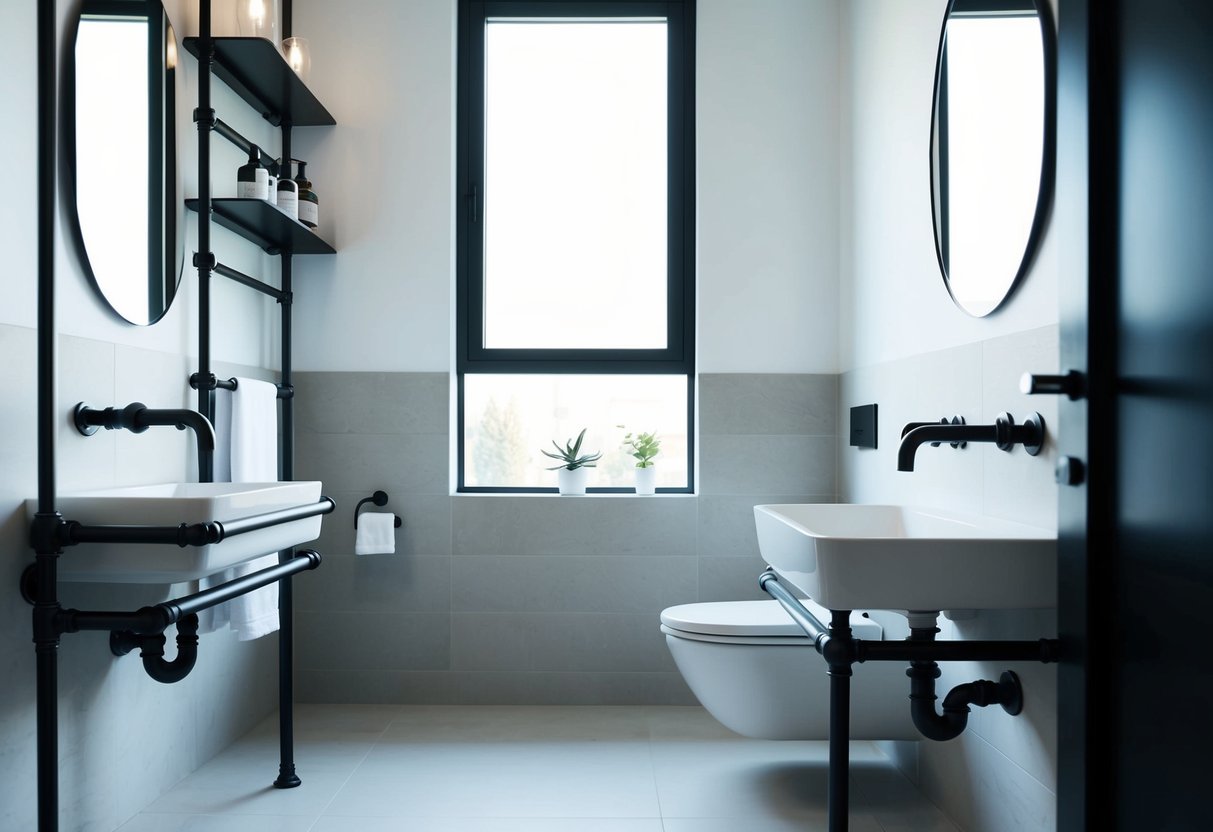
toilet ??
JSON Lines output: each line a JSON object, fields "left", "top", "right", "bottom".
{"left": 661, "top": 598, "right": 921, "bottom": 740}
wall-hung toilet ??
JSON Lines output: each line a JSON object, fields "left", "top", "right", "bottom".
{"left": 661, "top": 599, "right": 921, "bottom": 741}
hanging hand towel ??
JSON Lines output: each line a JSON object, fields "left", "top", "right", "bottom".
{"left": 222, "top": 377, "right": 284, "bottom": 640}
{"left": 355, "top": 512, "right": 396, "bottom": 556}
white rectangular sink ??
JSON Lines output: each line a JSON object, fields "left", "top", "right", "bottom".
{"left": 754, "top": 504, "right": 1056, "bottom": 611}
{"left": 28, "top": 481, "right": 324, "bottom": 583}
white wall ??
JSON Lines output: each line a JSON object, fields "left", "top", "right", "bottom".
{"left": 839, "top": 0, "right": 1058, "bottom": 372}
{"left": 291, "top": 0, "right": 840, "bottom": 374}
{"left": 0, "top": 0, "right": 282, "bottom": 368}
{"left": 838, "top": 1, "right": 1061, "bottom": 829}
{"left": 0, "top": 1, "right": 286, "bottom": 827}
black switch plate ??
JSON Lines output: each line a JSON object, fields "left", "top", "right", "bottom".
{"left": 850, "top": 404, "right": 878, "bottom": 449}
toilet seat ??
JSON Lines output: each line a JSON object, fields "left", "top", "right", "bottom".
{"left": 660, "top": 599, "right": 884, "bottom": 645}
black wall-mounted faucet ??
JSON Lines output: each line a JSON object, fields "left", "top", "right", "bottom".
{"left": 74, "top": 402, "right": 217, "bottom": 473}
{"left": 897, "top": 412, "right": 1045, "bottom": 471}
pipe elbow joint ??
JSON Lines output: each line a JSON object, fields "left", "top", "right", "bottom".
{"left": 137, "top": 614, "right": 200, "bottom": 684}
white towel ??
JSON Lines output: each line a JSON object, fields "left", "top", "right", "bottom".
{"left": 355, "top": 512, "right": 396, "bottom": 556}
{"left": 200, "top": 377, "right": 283, "bottom": 640}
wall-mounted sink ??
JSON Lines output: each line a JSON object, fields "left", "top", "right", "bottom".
{"left": 27, "top": 481, "right": 325, "bottom": 583}
{"left": 754, "top": 504, "right": 1056, "bottom": 611}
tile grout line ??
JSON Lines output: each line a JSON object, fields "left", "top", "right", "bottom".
{"left": 308, "top": 705, "right": 403, "bottom": 823}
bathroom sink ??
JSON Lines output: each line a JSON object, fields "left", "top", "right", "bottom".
{"left": 753, "top": 504, "right": 1056, "bottom": 611}
{"left": 27, "top": 481, "right": 325, "bottom": 583}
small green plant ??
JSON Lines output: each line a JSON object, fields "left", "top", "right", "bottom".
{"left": 620, "top": 428, "right": 661, "bottom": 468}
{"left": 541, "top": 428, "right": 602, "bottom": 471}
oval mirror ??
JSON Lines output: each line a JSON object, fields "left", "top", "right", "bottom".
{"left": 930, "top": 0, "right": 1055, "bottom": 317}
{"left": 70, "top": 0, "right": 184, "bottom": 325}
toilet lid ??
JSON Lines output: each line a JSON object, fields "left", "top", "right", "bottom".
{"left": 660, "top": 600, "right": 884, "bottom": 640}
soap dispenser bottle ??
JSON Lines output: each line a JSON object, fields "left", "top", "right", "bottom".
{"left": 295, "top": 161, "right": 319, "bottom": 229}
{"left": 276, "top": 158, "right": 299, "bottom": 220}
{"left": 236, "top": 147, "right": 268, "bottom": 200}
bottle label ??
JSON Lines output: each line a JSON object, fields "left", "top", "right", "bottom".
{"left": 278, "top": 190, "right": 298, "bottom": 220}
{"left": 298, "top": 200, "right": 318, "bottom": 227}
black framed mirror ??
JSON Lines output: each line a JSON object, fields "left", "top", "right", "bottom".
{"left": 69, "top": 0, "right": 184, "bottom": 325}
{"left": 930, "top": 0, "right": 1055, "bottom": 317}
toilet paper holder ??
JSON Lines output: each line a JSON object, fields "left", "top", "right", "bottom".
{"left": 354, "top": 490, "right": 402, "bottom": 529}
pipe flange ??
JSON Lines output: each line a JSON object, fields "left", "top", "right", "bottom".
{"left": 72, "top": 402, "right": 98, "bottom": 436}
{"left": 1021, "top": 413, "right": 1045, "bottom": 457}
{"left": 999, "top": 671, "right": 1024, "bottom": 715}
{"left": 19, "top": 565, "right": 37, "bottom": 605}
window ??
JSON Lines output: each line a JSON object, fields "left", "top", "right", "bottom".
{"left": 457, "top": 0, "right": 695, "bottom": 492}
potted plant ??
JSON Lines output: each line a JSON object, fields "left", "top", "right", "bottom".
{"left": 621, "top": 428, "right": 661, "bottom": 495}
{"left": 541, "top": 428, "right": 602, "bottom": 495}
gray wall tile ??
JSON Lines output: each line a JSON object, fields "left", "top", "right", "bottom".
{"left": 297, "top": 670, "right": 695, "bottom": 706}
{"left": 697, "top": 494, "right": 833, "bottom": 558}
{"left": 451, "top": 613, "right": 674, "bottom": 672}
{"left": 700, "top": 435, "right": 836, "bottom": 495}
{"left": 295, "top": 372, "right": 449, "bottom": 435}
{"left": 296, "top": 432, "right": 448, "bottom": 494}
{"left": 453, "top": 496, "right": 697, "bottom": 556}
{"left": 297, "top": 611, "right": 451, "bottom": 671}
{"left": 291, "top": 369, "right": 840, "bottom": 705}
{"left": 698, "top": 555, "right": 774, "bottom": 602}
{"left": 451, "top": 555, "right": 696, "bottom": 614}
{"left": 700, "top": 373, "right": 838, "bottom": 435}
{"left": 297, "top": 554, "right": 451, "bottom": 614}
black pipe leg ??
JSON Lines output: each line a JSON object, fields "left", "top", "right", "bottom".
{"left": 827, "top": 610, "right": 854, "bottom": 832}
{"left": 828, "top": 669, "right": 850, "bottom": 832}
{"left": 274, "top": 569, "right": 301, "bottom": 789}
{"left": 36, "top": 639, "right": 59, "bottom": 832}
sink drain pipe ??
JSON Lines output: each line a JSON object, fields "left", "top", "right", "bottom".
{"left": 111, "top": 614, "right": 201, "bottom": 684}
{"left": 758, "top": 569, "right": 1058, "bottom": 832}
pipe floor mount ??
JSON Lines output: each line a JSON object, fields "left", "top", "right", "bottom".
{"left": 758, "top": 569, "right": 1060, "bottom": 832}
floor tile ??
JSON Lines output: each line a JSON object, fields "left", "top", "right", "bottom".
{"left": 324, "top": 740, "right": 660, "bottom": 818}
{"left": 662, "top": 817, "right": 883, "bottom": 832}
{"left": 115, "top": 814, "right": 316, "bottom": 831}
{"left": 312, "top": 820, "right": 665, "bottom": 832}
{"left": 116, "top": 705, "right": 963, "bottom": 832}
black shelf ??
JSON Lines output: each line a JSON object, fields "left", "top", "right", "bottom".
{"left": 183, "top": 37, "right": 335, "bottom": 127}
{"left": 186, "top": 198, "right": 336, "bottom": 256}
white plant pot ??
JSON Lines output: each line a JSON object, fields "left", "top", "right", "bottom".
{"left": 557, "top": 466, "right": 588, "bottom": 495}
{"left": 634, "top": 466, "right": 657, "bottom": 495}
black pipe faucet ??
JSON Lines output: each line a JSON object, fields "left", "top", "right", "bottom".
{"left": 897, "top": 412, "right": 1045, "bottom": 471}
{"left": 74, "top": 402, "right": 216, "bottom": 474}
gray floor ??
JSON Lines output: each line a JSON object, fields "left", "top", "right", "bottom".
{"left": 115, "top": 705, "right": 958, "bottom": 832}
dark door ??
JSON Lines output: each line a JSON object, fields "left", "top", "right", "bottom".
{"left": 1057, "top": 2, "right": 1213, "bottom": 829}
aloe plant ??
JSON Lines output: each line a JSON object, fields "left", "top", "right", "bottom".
{"left": 541, "top": 428, "right": 602, "bottom": 471}
{"left": 620, "top": 428, "right": 661, "bottom": 468}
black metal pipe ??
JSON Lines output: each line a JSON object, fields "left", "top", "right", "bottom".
{"left": 111, "top": 615, "right": 201, "bottom": 684}
{"left": 827, "top": 610, "right": 853, "bottom": 832}
{"left": 197, "top": 0, "right": 214, "bottom": 483}
{"left": 189, "top": 373, "right": 293, "bottom": 398}
{"left": 64, "top": 521, "right": 220, "bottom": 547}
{"left": 898, "top": 412, "right": 1045, "bottom": 471}
{"left": 59, "top": 551, "right": 322, "bottom": 636}
{"left": 212, "top": 260, "right": 288, "bottom": 301}
{"left": 758, "top": 570, "right": 1060, "bottom": 665}
{"left": 74, "top": 403, "right": 217, "bottom": 475}
{"left": 212, "top": 117, "right": 273, "bottom": 168}
{"left": 35, "top": 0, "right": 60, "bottom": 826}
{"left": 857, "top": 638, "right": 1059, "bottom": 664}
{"left": 60, "top": 497, "right": 335, "bottom": 549}
{"left": 904, "top": 628, "right": 1026, "bottom": 742}
{"left": 275, "top": 113, "right": 301, "bottom": 789}
{"left": 218, "top": 496, "right": 334, "bottom": 538}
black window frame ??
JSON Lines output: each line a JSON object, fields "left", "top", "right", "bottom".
{"left": 456, "top": 0, "right": 696, "bottom": 494}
